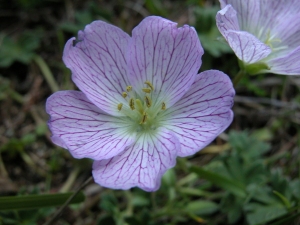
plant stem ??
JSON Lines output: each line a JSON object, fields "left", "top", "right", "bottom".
{"left": 43, "top": 176, "right": 93, "bottom": 225}
{"left": 33, "top": 55, "right": 59, "bottom": 92}
{"left": 233, "top": 70, "right": 246, "bottom": 87}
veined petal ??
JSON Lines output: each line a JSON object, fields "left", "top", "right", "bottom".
{"left": 216, "top": 4, "right": 240, "bottom": 32}
{"left": 271, "top": 12, "right": 300, "bottom": 49}
{"left": 162, "top": 70, "right": 234, "bottom": 157}
{"left": 219, "top": 1, "right": 261, "bottom": 33}
{"left": 128, "top": 16, "right": 203, "bottom": 108}
{"left": 267, "top": 46, "right": 300, "bottom": 75}
{"left": 92, "top": 129, "right": 180, "bottom": 191}
{"left": 225, "top": 30, "right": 271, "bottom": 64}
{"left": 217, "top": 5, "right": 271, "bottom": 64}
{"left": 63, "top": 21, "right": 130, "bottom": 116}
{"left": 256, "top": 0, "right": 300, "bottom": 40}
{"left": 46, "top": 91, "right": 136, "bottom": 160}
{"left": 220, "top": 1, "right": 300, "bottom": 47}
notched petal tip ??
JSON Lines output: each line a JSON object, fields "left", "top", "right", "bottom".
{"left": 128, "top": 15, "right": 204, "bottom": 108}
{"left": 62, "top": 19, "right": 132, "bottom": 116}
{"left": 72, "top": 38, "right": 83, "bottom": 47}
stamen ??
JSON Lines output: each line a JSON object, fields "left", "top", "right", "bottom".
{"left": 135, "top": 99, "right": 143, "bottom": 113}
{"left": 122, "top": 92, "right": 128, "bottom": 98}
{"left": 126, "top": 86, "right": 132, "bottom": 92}
{"left": 142, "top": 88, "right": 152, "bottom": 93}
{"left": 144, "top": 81, "right": 154, "bottom": 90}
{"left": 145, "top": 96, "right": 152, "bottom": 108}
{"left": 140, "top": 112, "right": 148, "bottom": 124}
{"left": 162, "top": 102, "right": 166, "bottom": 110}
{"left": 129, "top": 98, "right": 135, "bottom": 110}
{"left": 117, "top": 103, "right": 123, "bottom": 111}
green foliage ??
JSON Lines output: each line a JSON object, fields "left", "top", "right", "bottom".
{"left": 58, "top": 2, "right": 112, "bottom": 34}
{"left": 193, "top": 6, "right": 232, "bottom": 57}
{"left": 192, "top": 131, "right": 300, "bottom": 225}
{"left": 0, "top": 30, "right": 43, "bottom": 67}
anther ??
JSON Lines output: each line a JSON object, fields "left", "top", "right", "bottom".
{"left": 122, "top": 92, "right": 127, "bottom": 98}
{"left": 117, "top": 103, "right": 123, "bottom": 111}
{"left": 142, "top": 88, "right": 152, "bottom": 93}
{"left": 126, "top": 86, "right": 132, "bottom": 92}
{"left": 129, "top": 98, "right": 135, "bottom": 110}
{"left": 144, "top": 81, "right": 154, "bottom": 90}
{"left": 140, "top": 112, "right": 148, "bottom": 124}
{"left": 161, "top": 102, "right": 166, "bottom": 110}
{"left": 145, "top": 96, "right": 152, "bottom": 108}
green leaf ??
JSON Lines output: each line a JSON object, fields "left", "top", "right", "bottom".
{"left": 190, "top": 166, "right": 246, "bottom": 198}
{"left": 228, "top": 131, "right": 270, "bottom": 159}
{"left": 145, "top": 0, "right": 167, "bottom": 17}
{"left": 185, "top": 200, "right": 219, "bottom": 215}
{"left": 290, "top": 179, "right": 300, "bottom": 200}
{"left": 245, "top": 203, "right": 287, "bottom": 225}
{"left": 220, "top": 193, "right": 244, "bottom": 224}
{"left": 273, "top": 191, "right": 291, "bottom": 209}
{"left": 0, "top": 192, "right": 85, "bottom": 211}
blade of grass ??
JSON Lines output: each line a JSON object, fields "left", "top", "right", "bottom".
{"left": 33, "top": 55, "right": 59, "bottom": 92}
{"left": 0, "top": 192, "right": 84, "bottom": 211}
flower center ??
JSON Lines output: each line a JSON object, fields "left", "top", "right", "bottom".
{"left": 117, "top": 81, "right": 166, "bottom": 133}
{"left": 260, "top": 29, "right": 288, "bottom": 53}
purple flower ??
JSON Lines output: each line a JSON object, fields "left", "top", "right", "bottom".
{"left": 46, "top": 16, "right": 234, "bottom": 191}
{"left": 217, "top": 0, "right": 300, "bottom": 75}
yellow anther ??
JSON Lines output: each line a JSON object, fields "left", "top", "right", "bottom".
{"left": 145, "top": 96, "right": 152, "bottom": 108}
{"left": 122, "top": 92, "right": 127, "bottom": 98}
{"left": 117, "top": 103, "right": 123, "bottom": 111}
{"left": 129, "top": 98, "right": 135, "bottom": 110}
{"left": 142, "top": 88, "right": 152, "bottom": 93}
{"left": 144, "top": 81, "right": 154, "bottom": 90}
{"left": 162, "top": 102, "right": 166, "bottom": 110}
{"left": 126, "top": 86, "right": 132, "bottom": 92}
{"left": 140, "top": 112, "right": 148, "bottom": 124}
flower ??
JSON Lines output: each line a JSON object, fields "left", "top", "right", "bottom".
{"left": 46, "top": 16, "right": 234, "bottom": 191}
{"left": 216, "top": 0, "right": 300, "bottom": 75}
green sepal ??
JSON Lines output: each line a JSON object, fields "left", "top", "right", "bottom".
{"left": 238, "top": 59, "right": 270, "bottom": 75}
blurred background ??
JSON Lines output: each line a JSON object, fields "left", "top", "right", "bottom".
{"left": 0, "top": 0, "right": 300, "bottom": 224}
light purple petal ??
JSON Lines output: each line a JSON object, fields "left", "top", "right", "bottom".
{"left": 267, "top": 46, "right": 300, "bottom": 75}
{"left": 272, "top": 13, "right": 300, "bottom": 49}
{"left": 264, "top": 1, "right": 300, "bottom": 48}
{"left": 46, "top": 91, "right": 136, "bottom": 160}
{"left": 92, "top": 129, "right": 180, "bottom": 191}
{"left": 216, "top": 4, "right": 240, "bottom": 31}
{"left": 128, "top": 16, "right": 203, "bottom": 108}
{"left": 220, "top": 1, "right": 300, "bottom": 47}
{"left": 225, "top": 30, "right": 271, "bottom": 64}
{"left": 217, "top": 5, "right": 271, "bottom": 64}
{"left": 252, "top": 0, "right": 300, "bottom": 38}
{"left": 219, "top": 1, "right": 261, "bottom": 33}
{"left": 63, "top": 21, "right": 131, "bottom": 116}
{"left": 162, "top": 70, "right": 234, "bottom": 157}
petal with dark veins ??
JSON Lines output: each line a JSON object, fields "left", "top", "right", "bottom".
{"left": 92, "top": 129, "right": 180, "bottom": 191}
{"left": 63, "top": 21, "right": 131, "bottom": 116}
{"left": 128, "top": 16, "right": 203, "bottom": 108}
{"left": 162, "top": 70, "right": 234, "bottom": 157}
{"left": 46, "top": 91, "right": 136, "bottom": 160}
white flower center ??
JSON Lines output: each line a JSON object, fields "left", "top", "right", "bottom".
{"left": 117, "top": 81, "right": 166, "bottom": 134}
{"left": 258, "top": 29, "right": 288, "bottom": 53}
